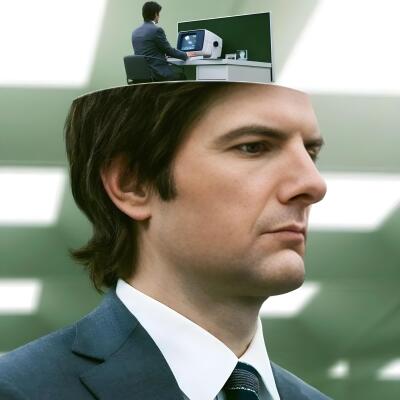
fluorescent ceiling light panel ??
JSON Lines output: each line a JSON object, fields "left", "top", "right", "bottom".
{"left": 377, "top": 359, "right": 400, "bottom": 380}
{"left": 0, "top": 167, "right": 66, "bottom": 226}
{"left": 0, "top": 0, "right": 107, "bottom": 87}
{"left": 0, "top": 279, "right": 42, "bottom": 314}
{"left": 260, "top": 282, "right": 320, "bottom": 318}
{"left": 309, "top": 173, "right": 400, "bottom": 231}
{"left": 328, "top": 360, "right": 350, "bottom": 379}
{"left": 277, "top": 0, "right": 400, "bottom": 94}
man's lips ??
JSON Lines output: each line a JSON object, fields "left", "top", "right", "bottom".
{"left": 265, "top": 224, "right": 307, "bottom": 241}
{"left": 271, "top": 224, "right": 306, "bottom": 234}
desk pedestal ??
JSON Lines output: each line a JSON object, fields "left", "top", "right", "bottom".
{"left": 170, "top": 59, "right": 273, "bottom": 83}
{"left": 196, "top": 64, "right": 271, "bottom": 82}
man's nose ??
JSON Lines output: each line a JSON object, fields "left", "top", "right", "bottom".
{"left": 277, "top": 144, "right": 327, "bottom": 206}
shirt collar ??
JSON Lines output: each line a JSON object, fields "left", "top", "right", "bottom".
{"left": 116, "top": 278, "right": 279, "bottom": 400}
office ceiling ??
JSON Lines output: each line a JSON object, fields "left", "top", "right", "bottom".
{"left": 1, "top": 1, "right": 399, "bottom": 399}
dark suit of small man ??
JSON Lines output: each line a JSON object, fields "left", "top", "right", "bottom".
{"left": 131, "top": 1, "right": 195, "bottom": 81}
{"left": 0, "top": 81, "right": 331, "bottom": 400}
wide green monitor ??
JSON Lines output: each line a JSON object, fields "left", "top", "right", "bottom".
{"left": 177, "top": 13, "right": 272, "bottom": 63}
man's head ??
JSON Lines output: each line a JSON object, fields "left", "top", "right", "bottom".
{"left": 65, "top": 82, "right": 326, "bottom": 297}
{"left": 142, "top": 1, "right": 161, "bottom": 23}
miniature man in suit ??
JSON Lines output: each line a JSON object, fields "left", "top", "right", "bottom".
{"left": 0, "top": 81, "right": 332, "bottom": 400}
{"left": 132, "top": 1, "right": 195, "bottom": 80}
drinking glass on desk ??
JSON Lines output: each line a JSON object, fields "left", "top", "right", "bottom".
{"left": 236, "top": 50, "right": 248, "bottom": 60}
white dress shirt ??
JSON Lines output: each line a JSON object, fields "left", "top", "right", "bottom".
{"left": 116, "top": 278, "right": 281, "bottom": 400}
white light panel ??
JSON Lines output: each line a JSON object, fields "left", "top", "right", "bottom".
{"left": 0, "top": 279, "right": 42, "bottom": 314}
{"left": 0, "top": 0, "right": 107, "bottom": 87}
{"left": 377, "top": 359, "right": 400, "bottom": 380}
{"left": 260, "top": 282, "right": 320, "bottom": 317}
{"left": 0, "top": 167, "right": 66, "bottom": 226}
{"left": 310, "top": 173, "right": 400, "bottom": 231}
{"left": 277, "top": 0, "right": 400, "bottom": 95}
{"left": 328, "top": 360, "right": 350, "bottom": 379}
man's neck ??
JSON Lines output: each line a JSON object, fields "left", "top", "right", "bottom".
{"left": 126, "top": 273, "right": 263, "bottom": 357}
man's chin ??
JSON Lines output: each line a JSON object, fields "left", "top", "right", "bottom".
{"left": 268, "top": 249, "right": 306, "bottom": 294}
{"left": 241, "top": 270, "right": 305, "bottom": 298}
{"left": 267, "top": 274, "right": 305, "bottom": 296}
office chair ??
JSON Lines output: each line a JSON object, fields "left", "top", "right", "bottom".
{"left": 123, "top": 55, "right": 186, "bottom": 84}
{"left": 123, "top": 55, "right": 155, "bottom": 84}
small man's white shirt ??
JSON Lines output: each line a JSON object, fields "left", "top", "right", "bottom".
{"left": 116, "top": 278, "right": 281, "bottom": 400}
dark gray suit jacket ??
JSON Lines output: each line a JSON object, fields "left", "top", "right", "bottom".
{"left": 131, "top": 21, "right": 188, "bottom": 79}
{"left": 0, "top": 288, "right": 331, "bottom": 399}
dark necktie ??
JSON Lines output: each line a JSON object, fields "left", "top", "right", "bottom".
{"left": 223, "top": 362, "right": 261, "bottom": 400}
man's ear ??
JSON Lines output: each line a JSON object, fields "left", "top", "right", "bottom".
{"left": 100, "top": 155, "right": 152, "bottom": 221}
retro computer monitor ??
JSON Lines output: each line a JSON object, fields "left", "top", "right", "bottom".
{"left": 176, "top": 29, "right": 222, "bottom": 59}
{"left": 178, "top": 13, "right": 272, "bottom": 63}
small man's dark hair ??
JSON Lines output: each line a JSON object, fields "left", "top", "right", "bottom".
{"left": 142, "top": 1, "right": 162, "bottom": 21}
{"left": 64, "top": 82, "right": 240, "bottom": 293}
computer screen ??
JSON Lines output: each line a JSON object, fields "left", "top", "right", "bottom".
{"left": 180, "top": 34, "right": 197, "bottom": 51}
{"left": 177, "top": 30, "right": 205, "bottom": 52}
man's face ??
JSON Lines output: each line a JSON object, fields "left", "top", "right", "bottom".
{"left": 146, "top": 84, "right": 327, "bottom": 298}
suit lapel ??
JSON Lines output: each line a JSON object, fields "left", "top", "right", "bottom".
{"left": 72, "top": 288, "right": 183, "bottom": 400}
{"left": 271, "top": 362, "right": 311, "bottom": 400}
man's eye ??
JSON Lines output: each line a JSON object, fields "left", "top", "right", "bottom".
{"left": 236, "top": 142, "right": 268, "bottom": 154}
{"left": 308, "top": 150, "right": 319, "bottom": 162}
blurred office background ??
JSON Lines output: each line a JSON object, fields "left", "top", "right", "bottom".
{"left": 0, "top": 1, "right": 399, "bottom": 399}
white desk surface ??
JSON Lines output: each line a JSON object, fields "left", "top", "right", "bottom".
{"left": 168, "top": 58, "right": 272, "bottom": 68}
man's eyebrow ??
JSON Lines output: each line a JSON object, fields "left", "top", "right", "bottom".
{"left": 212, "top": 125, "right": 325, "bottom": 148}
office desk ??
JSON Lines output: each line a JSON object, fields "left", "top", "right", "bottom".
{"left": 169, "top": 59, "right": 272, "bottom": 83}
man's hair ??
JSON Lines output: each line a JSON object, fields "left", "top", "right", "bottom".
{"left": 142, "top": 1, "right": 161, "bottom": 21}
{"left": 64, "top": 82, "right": 238, "bottom": 293}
